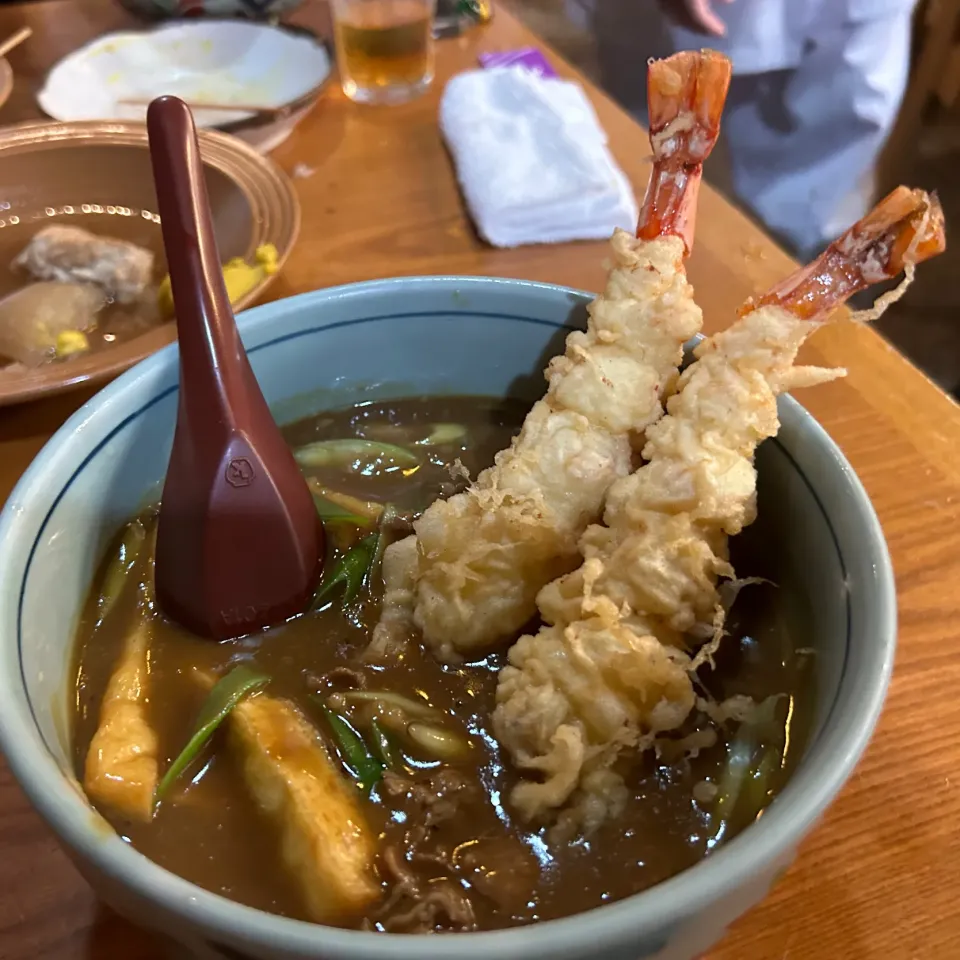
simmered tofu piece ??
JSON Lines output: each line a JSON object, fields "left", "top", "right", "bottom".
{"left": 83, "top": 619, "right": 158, "bottom": 822}
{"left": 0, "top": 281, "right": 103, "bottom": 366}
{"left": 227, "top": 693, "right": 379, "bottom": 922}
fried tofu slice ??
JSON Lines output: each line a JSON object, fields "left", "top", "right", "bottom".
{"left": 227, "top": 693, "right": 379, "bottom": 922}
{"left": 83, "top": 618, "right": 159, "bottom": 822}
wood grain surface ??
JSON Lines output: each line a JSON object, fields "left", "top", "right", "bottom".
{"left": 0, "top": 2, "right": 958, "bottom": 958}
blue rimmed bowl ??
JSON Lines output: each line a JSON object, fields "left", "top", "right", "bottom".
{"left": 0, "top": 277, "right": 895, "bottom": 960}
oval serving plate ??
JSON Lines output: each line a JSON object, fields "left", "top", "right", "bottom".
{"left": 0, "top": 120, "right": 300, "bottom": 407}
{"left": 37, "top": 20, "right": 332, "bottom": 153}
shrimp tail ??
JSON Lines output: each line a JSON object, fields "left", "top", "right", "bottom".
{"left": 637, "top": 49, "right": 732, "bottom": 253}
{"left": 744, "top": 186, "right": 947, "bottom": 321}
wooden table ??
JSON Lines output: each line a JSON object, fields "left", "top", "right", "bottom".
{"left": 1, "top": 2, "right": 959, "bottom": 958}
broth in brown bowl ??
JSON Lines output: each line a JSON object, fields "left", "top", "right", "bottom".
{"left": 0, "top": 122, "right": 297, "bottom": 405}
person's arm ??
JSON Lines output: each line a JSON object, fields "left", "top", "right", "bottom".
{"left": 661, "top": 0, "right": 735, "bottom": 37}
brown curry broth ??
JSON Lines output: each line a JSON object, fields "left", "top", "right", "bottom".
{"left": 71, "top": 395, "right": 807, "bottom": 931}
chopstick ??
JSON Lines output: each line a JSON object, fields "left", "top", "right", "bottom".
{"left": 0, "top": 26, "right": 32, "bottom": 60}
{"left": 116, "top": 97, "right": 285, "bottom": 117}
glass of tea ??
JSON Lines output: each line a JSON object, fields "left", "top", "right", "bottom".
{"left": 333, "top": 0, "right": 437, "bottom": 105}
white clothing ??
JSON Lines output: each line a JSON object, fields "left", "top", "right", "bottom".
{"left": 569, "top": 0, "right": 918, "bottom": 256}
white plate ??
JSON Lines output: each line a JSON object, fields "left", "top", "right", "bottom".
{"left": 38, "top": 20, "right": 331, "bottom": 131}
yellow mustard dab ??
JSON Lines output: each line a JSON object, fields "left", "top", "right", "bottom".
{"left": 55, "top": 329, "right": 90, "bottom": 358}
{"left": 157, "top": 243, "right": 280, "bottom": 318}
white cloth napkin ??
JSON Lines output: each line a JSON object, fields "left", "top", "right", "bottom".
{"left": 439, "top": 66, "right": 639, "bottom": 248}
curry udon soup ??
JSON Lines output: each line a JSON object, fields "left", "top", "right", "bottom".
{"left": 72, "top": 394, "right": 811, "bottom": 933}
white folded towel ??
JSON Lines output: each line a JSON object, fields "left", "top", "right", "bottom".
{"left": 439, "top": 66, "right": 639, "bottom": 248}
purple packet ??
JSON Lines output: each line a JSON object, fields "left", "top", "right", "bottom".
{"left": 478, "top": 47, "right": 557, "bottom": 78}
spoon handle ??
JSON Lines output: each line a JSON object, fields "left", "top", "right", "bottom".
{"left": 147, "top": 96, "right": 321, "bottom": 640}
{"left": 147, "top": 95, "right": 243, "bottom": 418}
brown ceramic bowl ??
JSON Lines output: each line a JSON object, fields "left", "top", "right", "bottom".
{"left": 0, "top": 58, "right": 12, "bottom": 114}
{"left": 0, "top": 120, "right": 299, "bottom": 406}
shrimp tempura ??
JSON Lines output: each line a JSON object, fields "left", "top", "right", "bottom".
{"left": 370, "top": 51, "right": 733, "bottom": 664}
{"left": 493, "top": 187, "right": 945, "bottom": 837}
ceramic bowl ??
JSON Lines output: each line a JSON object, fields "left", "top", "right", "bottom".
{"left": 0, "top": 119, "right": 298, "bottom": 406}
{"left": 38, "top": 20, "right": 332, "bottom": 154}
{"left": 0, "top": 57, "right": 13, "bottom": 114}
{"left": 0, "top": 277, "right": 895, "bottom": 960}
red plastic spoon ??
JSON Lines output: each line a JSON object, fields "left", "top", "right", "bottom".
{"left": 147, "top": 95, "right": 322, "bottom": 641}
